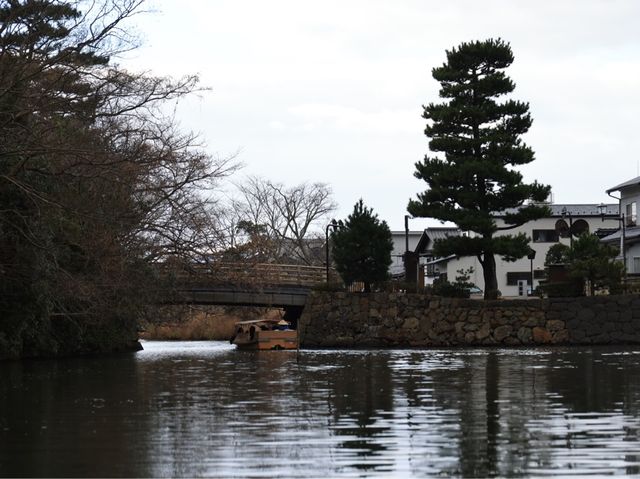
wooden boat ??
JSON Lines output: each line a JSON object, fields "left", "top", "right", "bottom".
{"left": 230, "top": 318, "right": 298, "bottom": 350}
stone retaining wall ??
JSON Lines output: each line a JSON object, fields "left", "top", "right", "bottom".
{"left": 298, "top": 292, "right": 640, "bottom": 347}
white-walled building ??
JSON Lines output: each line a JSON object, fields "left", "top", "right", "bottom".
{"left": 602, "top": 177, "right": 640, "bottom": 274}
{"left": 390, "top": 228, "right": 461, "bottom": 281}
{"left": 423, "top": 204, "right": 620, "bottom": 297}
{"left": 389, "top": 230, "right": 424, "bottom": 277}
{"left": 413, "top": 227, "right": 461, "bottom": 285}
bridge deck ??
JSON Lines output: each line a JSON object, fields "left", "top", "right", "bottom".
{"left": 161, "top": 263, "right": 328, "bottom": 307}
{"left": 173, "top": 287, "right": 310, "bottom": 307}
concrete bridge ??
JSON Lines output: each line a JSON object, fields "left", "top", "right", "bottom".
{"left": 162, "top": 263, "right": 327, "bottom": 315}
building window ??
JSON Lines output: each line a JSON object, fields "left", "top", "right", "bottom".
{"left": 633, "top": 257, "right": 640, "bottom": 274}
{"left": 425, "top": 256, "right": 437, "bottom": 277}
{"left": 626, "top": 202, "right": 637, "bottom": 227}
{"left": 555, "top": 219, "right": 570, "bottom": 238}
{"left": 532, "top": 229, "right": 559, "bottom": 243}
{"left": 507, "top": 271, "right": 546, "bottom": 286}
{"left": 571, "top": 219, "right": 589, "bottom": 236}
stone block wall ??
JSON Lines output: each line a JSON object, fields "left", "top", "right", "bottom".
{"left": 298, "top": 292, "right": 640, "bottom": 348}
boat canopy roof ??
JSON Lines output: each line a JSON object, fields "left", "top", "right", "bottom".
{"left": 235, "top": 318, "right": 282, "bottom": 326}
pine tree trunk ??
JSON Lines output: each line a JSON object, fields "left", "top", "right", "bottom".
{"left": 482, "top": 252, "right": 499, "bottom": 299}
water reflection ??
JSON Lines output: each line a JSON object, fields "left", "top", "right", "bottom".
{"left": 1, "top": 343, "right": 640, "bottom": 477}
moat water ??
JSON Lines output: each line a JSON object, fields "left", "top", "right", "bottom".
{"left": 1, "top": 342, "right": 640, "bottom": 477}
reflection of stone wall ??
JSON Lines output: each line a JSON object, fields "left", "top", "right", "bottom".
{"left": 299, "top": 293, "right": 640, "bottom": 347}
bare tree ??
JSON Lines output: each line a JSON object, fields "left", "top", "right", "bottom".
{"left": 232, "top": 177, "right": 337, "bottom": 265}
{"left": 0, "top": 0, "right": 238, "bottom": 358}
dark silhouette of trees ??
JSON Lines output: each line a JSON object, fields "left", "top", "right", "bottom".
{"left": 331, "top": 200, "right": 393, "bottom": 292}
{"left": 408, "top": 39, "right": 550, "bottom": 299}
{"left": 545, "top": 235, "right": 623, "bottom": 296}
{"left": 0, "top": 0, "right": 236, "bottom": 358}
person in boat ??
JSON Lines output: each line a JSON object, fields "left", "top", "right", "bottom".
{"left": 274, "top": 320, "right": 290, "bottom": 331}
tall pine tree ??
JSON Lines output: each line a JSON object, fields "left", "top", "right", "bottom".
{"left": 408, "top": 39, "right": 550, "bottom": 299}
{"left": 331, "top": 200, "right": 393, "bottom": 293}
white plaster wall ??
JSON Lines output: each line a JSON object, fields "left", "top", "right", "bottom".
{"left": 444, "top": 215, "right": 620, "bottom": 297}
{"left": 627, "top": 243, "right": 640, "bottom": 274}
{"left": 620, "top": 185, "right": 640, "bottom": 225}
{"left": 617, "top": 185, "right": 640, "bottom": 274}
{"left": 390, "top": 231, "right": 423, "bottom": 276}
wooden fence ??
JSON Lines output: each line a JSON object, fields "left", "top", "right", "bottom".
{"left": 160, "top": 262, "right": 326, "bottom": 288}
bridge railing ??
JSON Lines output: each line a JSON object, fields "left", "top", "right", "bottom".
{"left": 159, "top": 262, "right": 326, "bottom": 288}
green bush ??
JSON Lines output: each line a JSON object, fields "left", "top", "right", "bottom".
{"left": 485, "top": 289, "right": 502, "bottom": 300}
{"left": 428, "top": 267, "right": 475, "bottom": 298}
{"left": 430, "top": 281, "right": 470, "bottom": 298}
{"left": 545, "top": 234, "right": 623, "bottom": 296}
{"left": 538, "top": 280, "right": 584, "bottom": 298}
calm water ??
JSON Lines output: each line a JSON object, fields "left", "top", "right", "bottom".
{"left": 1, "top": 342, "right": 640, "bottom": 477}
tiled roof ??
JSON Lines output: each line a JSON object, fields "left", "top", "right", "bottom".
{"left": 415, "top": 227, "right": 461, "bottom": 253}
{"left": 606, "top": 176, "right": 640, "bottom": 194}
{"left": 424, "top": 254, "right": 457, "bottom": 265}
{"left": 390, "top": 230, "right": 424, "bottom": 236}
{"left": 496, "top": 203, "right": 619, "bottom": 217}
{"left": 601, "top": 226, "right": 640, "bottom": 243}
{"left": 426, "top": 227, "right": 460, "bottom": 241}
{"left": 548, "top": 204, "right": 619, "bottom": 216}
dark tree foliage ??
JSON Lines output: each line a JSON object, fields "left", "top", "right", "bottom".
{"left": 331, "top": 200, "right": 393, "bottom": 293}
{"left": 0, "top": 1, "right": 235, "bottom": 358}
{"left": 430, "top": 267, "right": 475, "bottom": 298}
{"left": 545, "top": 243, "right": 571, "bottom": 265}
{"left": 408, "top": 39, "right": 550, "bottom": 299}
{"left": 545, "top": 235, "right": 623, "bottom": 296}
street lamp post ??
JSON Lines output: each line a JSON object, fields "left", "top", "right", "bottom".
{"left": 325, "top": 219, "right": 345, "bottom": 283}
{"left": 404, "top": 215, "right": 412, "bottom": 255}
{"left": 527, "top": 248, "right": 536, "bottom": 296}
{"left": 403, "top": 215, "right": 417, "bottom": 284}
{"left": 561, "top": 206, "right": 574, "bottom": 247}
{"left": 598, "top": 203, "right": 627, "bottom": 275}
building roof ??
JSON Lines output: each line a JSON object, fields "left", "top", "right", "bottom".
{"left": 606, "top": 176, "right": 640, "bottom": 194}
{"left": 424, "top": 254, "right": 457, "bottom": 266}
{"left": 496, "top": 203, "right": 619, "bottom": 217}
{"left": 600, "top": 225, "right": 640, "bottom": 244}
{"left": 415, "top": 227, "right": 461, "bottom": 254}
{"left": 549, "top": 204, "right": 619, "bottom": 216}
{"left": 426, "top": 227, "right": 461, "bottom": 241}
{"left": 390, "top": 230, "right": 424, "bottom": 236}
{"left": 594, "top": 227, "right": 619, "bottom": 239}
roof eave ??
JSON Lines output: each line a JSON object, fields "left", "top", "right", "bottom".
{"left": 606, "top": 177, "right": 640, "bottom": 194}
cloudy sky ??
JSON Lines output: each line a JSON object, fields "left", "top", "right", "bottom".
{"left": 122, "top": 0, "right": 640, "bottom": 230}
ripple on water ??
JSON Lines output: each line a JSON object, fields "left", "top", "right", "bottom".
{"left": 2, "top": 343, "right": 640, "bottom": 477}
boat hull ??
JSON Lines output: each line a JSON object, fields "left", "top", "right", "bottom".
{"left": 234, "top": 329, "right": 298, "bottom": 350}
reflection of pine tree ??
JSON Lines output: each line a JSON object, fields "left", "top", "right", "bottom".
{"left": 326, "top": 353, "right": 395, "bottom": 470}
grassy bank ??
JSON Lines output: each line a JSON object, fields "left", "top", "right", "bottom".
{"left": 140, "top": 306, "right": 282, "bottom": 341}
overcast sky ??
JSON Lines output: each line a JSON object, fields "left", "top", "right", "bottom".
{"left": 122, "top": 0, "right": 640, "bottom": 230}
